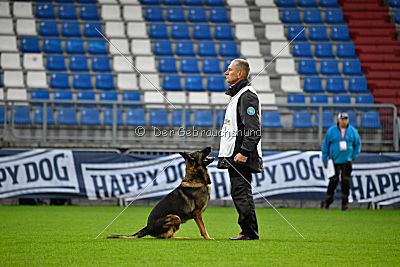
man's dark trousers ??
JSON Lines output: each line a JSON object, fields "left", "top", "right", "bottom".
{"left": 228, "top": 165, "right": 259, "bottom": 239}
{"left": 324, "top": 162, "right": 352, "bottom": 209}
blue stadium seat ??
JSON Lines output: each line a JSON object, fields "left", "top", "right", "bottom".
{"left": 325, "top": 9, "right": 344, "bottom": 23}
{"left": 326, "top": 77, "right": 346, "bottom": 93}
{"left": 171, "top": 23, "right": 190, "bottom": 39}
{"left": 216, "top": 110, "right": 225, "bottom": 126}
{"left": 172, "top": 110, "right": 192, "bottom": 126}
{"left": 176, "top": 41, "right": 195, "bottom": 56}
{"left": 59, "top": 4, "right": 77, "bottom": 19}
{"left": 348, "top": 77, "right": 369, "bottom": 93}
{"left": 194, "top": 110, "right": 213, "bottom": 127}
{"left": 288, "top": 94, "right": 306, "bottom": 110}
{"left": 337, "top": 43, "right": 356, "bottom": 58}
{"left": 87, "top": 39, "right": 107, "bottom": 54}
{"left": 361, "top": 113, "right": 381, "bottom": 128}
{"left": 73, "top": 73, "right": 92, "bottom": 89}
{"left": 293, "top": 42, "right": 312, "bottom": 57}
{"left": 355, "top": 94, "right": 374, "bottom": 110}
{"left": 304, "top": 77, "right": 324, "bottom": 93}
{"left": 141, "top": 0, "right": 160, "bottom": 4}
{"left": 333, "top": 94, "right": 351, "bottom": 110}
{"left": 36, "top": 3, "right": 55, "bottom": 19}
{"left": 77, "top": 0, "right": 97, "bottom": 3}
{"left": 149, "top": 110, "right": 169, "bottom": 126}
{"left": 204, "top": 0, "right": 224, "bottom": 5}
{"left": 214, "top": 24, "right": 234, "bottom": 40}
{"left": 145, "top": 6, "right": 164, "bottom": 21}
{"left": 276, "top": 0, "right": 296, "bottom": 7}
{"left": 193, "top": 24, "right": 212, "bottom": 40}
{"left": 321, "top": 59, "right": 340, "bottom": 75}
{"left": 343, "top": 60, "right": 362, "bottom": 75}
{"left": 150, "top": 23, "right": 169, "bottom": 39}
{"left": 348, "top": 112, "right": 358, "bottom": 128}
{"left": 56, "top": 0, "right": 74, "bottom": 2}
{"left": 50, "top": 72, "right": 70, "bottom": 89}
{"left": 100, "top": 91, "right": 118, "bottom": 107}
{"left": 390, "top": 0, "right": 400, "bottom": 7}
{"left": 315, "top": 112, "right": 334, "bottom": 128}
{"left": 77, "top": 90, "right": 95, "bottom": 107}
{"left": 81, "top": 108, "right": 101, "bottom": 125}
{"left": 0, "top": 107, "right": 4, "bottom": 124}
{"left": 13, "top": 107, "right": 31, "bottom": 124}
{"left": 207, "top": 75, "right": 226, "bottom": 91}
{"left": 39, "top": 20, "right": 59, "bottom": 36}
{"left": 282, "top": 9, "right": 301, "bottom": 23}
{"left": 70, "top": 55, "right": 89, "bottom": 71}
{"left": 154, "top": 40, "right": 173, "bottom": 56}
{"left": 62, "top": 21, "right": 81, "bottom": 37}
{"left": 184, "top": 0, "right": 202, "bottom": 5}
{"left": 219, "top": 42, "right": 239, "bottom": 57}
{"left": 31, "top": 89, "right": 50, "bottom": 107}
{"left": 34, "top": 108, "right": 55, "bottom": 125}
{"left": 21, "top": 37, "right": 41, "bottom": 53}
{"left": 396, "top": 10, "right": 400, "bottom": 23}
{"left": 209, "top": 7, "right": 229, "bottom": 23}
{"left": 293, "top": 112, "right": 313, "bottom": 128}
{"left": 167, "top": 7, "right": 185, "bottom": 22}
{"left": 310, "top": 94, "right": 329, "bottom": 109}
{"left": 304, "top": 9, "right": 323, "bottom": 23}
{"left": 262, "top": 111, "right": 283, "bottom": 128}
{"left": 159, "top": 57, "right": 178, "bottom": 73}
{"left": 47, "top": 55, "right": 66, "bottom": 71}
{"left": 57, "top": 108, "right": 78, "bottom": 125}
{"left": 163, "top": 74, "right": 182, "bottom": 90}
{"left": 96, "top": 74, "right": 115, "bottom": 90}
{"left": 309, "top": 25, "right": 328, "bottom": 41}
{"left": 287, "top": 25, "right": 307, "bottom": 41}
{"left": 181, "top": 57, "right": 199, "bottom": 73}
{"left": 315, "top": 42, "right": 334, "bottom": 58}
{"left": 54, "top": 90, "right": 73, "bottom": 107}
{"left": 84, "top": 22, "right": 102, "bottom": 37}
{"left": 43, "top": 38, "right": 62, "bottom": 53}
{"left": 126, "top": 109, "right": 146, "bottom": 126}
{"left": 103, "top": 109, "right": 123, "bottom": 126}
{"left": 66, "top": 38, "right": 85, "bottom": 54}
{"left": 122, "top": 92, "right": 140, "bottom": 107}
{"left": 92, "top": 56, "right": 111, "bottom": 72}
{"left": 203, "top": 58, "right": 221, "bottom": 73}
{"left": 299, "top": 0, "right": 317, "bottom": 6}
{"left": 320, "top": 0, "right": 339, "bottom": 7}
{"left": 198, "top": 41, "right": 217, "bottom": 56}
{"left": 185, "top": 75, "right": 204, "bottom": 91}
{"left": 163, "top": 0, "right": 182, "bottom": 4}
{"left": 298, "top": 59, "right": 318, "bottom": 75}
{"left": 188, "top": 7, "right": 207, "bottom": 22}
{"left": 330, "top": 25, "right": 350, "bottom": 41}
{"left": 224, "top": 58, "right": 233, "bottom": 72}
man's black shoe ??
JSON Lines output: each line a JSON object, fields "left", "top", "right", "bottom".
{"left": 229, "top": 234, "right": 258, "bottom": 240}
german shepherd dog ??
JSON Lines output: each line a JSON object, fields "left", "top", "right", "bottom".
{"left": 107, "top": 146, "right": 215, "bottom": 240}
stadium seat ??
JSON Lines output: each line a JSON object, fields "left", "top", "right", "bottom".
{"left": 275, "top": 58, "right": 296, "bottom": 74}
{"left": 47, "top": 55, "right": 66, "bottom": 71}
{"left": 103, "top": 109, "right": 123, "bottom": 126}
{"left": 288, "top": 94, "right": 305, "bottom": 110}
{"left": 315, "top": 43, "right": 334, "bottom": 58}
{"left": 131, "top": 39, "right": 152, "bottom": 55}
{"left": 321, "top": 59, "right": 340, "bottom": 75}
{"left": 80, "top": 108, "right": 101, "bottom": 125}
{"left": 54, "top": 90, "right": 73, "bottom": 107}
{"left": 39, "top": 20, "right": 58, "bottom": 36}
{"left": 293, "top": 112, "right": 313, "bottom": 128}
{"left": 154, "top": 40, "right": 173, "bottom": 56}
{"left": 149, "top": 110, "right": 169, "bottom": 126}
{"left": 150, "top": 23, "right": 168, "bottom": 38}
{"left": 7, "top": 88, "right": 27, "bottom": 103}
{"left": 207, "top": 76, "right": 226, "bottom": 91}
{"left": 333, "top": 94, "right": 351, "bottom": 110}
{"left": 163, "top": 74, "right": 182, "bottom": 90}
{"left": 159, "top": 57, "right": 178, "bottom": 73}
{"left": 36, "top": 3, "right": 55, "bottom": 19}
{"left": 141, "top": 0, "right": 160, "bottom": 4}
{"left": 20, "top": 37, "right": 40, "bottom": 53}
{"left": 203, "top": 58, "right": 221, "bottom": 74}
{"left": 31, "top": 89, "right": 50, "bottom": 106}
{"left": 124, "top": 5, "right": 144, "bottom": 21}
{"left": 57, "top": 108, "right": 78, "bottom": 125}
{"left": 298, "top": 0, "right": 317, "bottom": 7}
{"left": 325, "top": 8, "right": 344, "bottom": 23}
{"left": 293, "top": 42, "right": 312, "bottom": 57}
{"left": 1, "top": 53, "right": 20, "bottom": 70}
{"left": 145, "top": 6, "right": 164, "bottom": 21}
{"left": 122, "top": 91, "right": 140, "bottom": 107}
{"left": 84, "top": 22, "right": 102, "bottom": 37}
{"left": 193, "top": 24, "right": 212, "bottom": 40}
{"left": 304, "top": 9, "right": 322, "bottom": 23}
{"left": 23, "top": 54, "right": 44, "bottom": 70}
{"left": 396, "top": 10, "right": 400, "bottom": 24}
{"left": 50, "top": 72, "right": 70, "bottom": 89}
{"left": 181, "top": 58, "right": 199, "bottom": 73}
{"left": 105, "top": 22, "right": 125, "bottom": 38}
{"left": 205, "top": 0, "right": 224, "bottom": 5}
{"left": 13, "top": 107, "right": 31, "bottom": 124}
{"left": 76, "top": 90, "right": 95, "bottom": 107}
{"left": 66, "top": 39, "right": 85, "bottom": 54}
{"left": 281, "top": 76, "right": 301, "bottom": 93}
{"left": 27, "top": 71, "right": 48, "bottom": 89}
{"left": 92, "top": 56, "right": 111, "bottom": 72}
{"left": 276, "top": 0, "right": 296, "bottom": 6}
{"left": 171, "top": 23, "right": 190, "bottom": 39}
{"left": 194, "top": 110, "right": 213, "bottom": 127}
{"left": 304, "top": 77, "right": 324, "bottom": 93}
{"left": 348, "top": 77, "right": 369, "bottom": 93}
{"left": 13, "top": 2, "right": 33, "bottom": 18}
{"left": 184, "top": 0, "right": 202, "bottom": 5}
{"left": 241, "top": 41, "right": 261, "bottom": 57}
{"left": 96, "top": 73, "right": 115, "bottom": 90}
{"left": 310, "top": 94, "right": 329, "bottom": 110}
{"left": 210, "top": 92, "right": 229, "bottom": 105}
{"left": 101, "top": 4, "right": 121, "bottom": 20}
{"left": 3, "top": 71, "right": 24, "bottom": 88}
{"left": 198, "top": 41, "right": 217, "bottom": 56}
{"left": 219, "top": 42, "right": 239, "bottom": 57}
{"left": 166, "top": 91, "right": 186, "bottom": 105}
{"left": 355, "top": 94, "right": 374, "bottom": 110}
{"left": 390, "top": 0, "right": 400, "bottom": 7}
{"left": 34, "top": 108, "right": 55, "bottom": 124}
{"left": 260, "top": 7, "right": 280, "bottom": 23}
{"left": 117, "top": 73, "right": 138, "bottom": 90}
{"left": 80, "top": 4, "right": 99, "bottom": 20}
{"left": 330, "top": 26, "right": 350, "bottom": 41}
{"left": 337, "top": 43, "right": 356, "bottom": 58}
{"left": 360, "top": 113, "right": 381, "bottom": 128}
{"left": 139, "top": 74, "right": 160, "bottom": 90}
{"left": 326, "top": 77, "right": 346, "bottom": 93}
{"left": 126, "top": 109, "right": 146, "bottom": 126}
{"left": 343, "top": 60, "right": 363, "bottom": 75}
{"left": 214, "top": 24, "right": 234, "bottom": 40}
{"left": 315, "top": 112, "right": 334, "bottom": 128}
{"left": 309, "top": 25, "right": 328, "bottom": 41}
{"left": 114, "top": 56, "right": 133, "bottom": 72}
{"left": 185, "top": 75, "right": 204, "bottom": 91}
{"left": 287, "top": 25, "right": 307, "bottom": 41}
{"left": 43, "top": 38, "right": 62, "bottom": 53}
{"left": 109, "top": 39, "right": 129, "bottom": 55}
{"left": 209, "top": 7, "right": 229, "bottom": 23}
{"left": 282, "top": 9, "right": 301, "bottom": 23}
{"left": 16, "top": 19, "right": 37, "bottom": 36}
{"left": 70, "top": 55, "right": 89, "bottom": 71}
{"left": 127, "top": 22, "right": 147, "bottom": 38}
{"left": 62, "top": 21, "right": 81, "bottom": 37}
{"left": 73, "top": 73, "right": 92, "bottom": 89}
{"left": 216, "top": 110, "right": 226, "bottom": 126}
{"left": 167, "top": 7, "right": 185, "bottom": 22}
{"left": 298, "top": 59, "right": 318, "bottom": 75}
{"left": 135, "top": 56, "right": 156, "bottom": 73}
{"left": 262, "top": 111, "right": 282, "bottom": 128}
{"left": 0, "top": 2, "right": 10, "bottom": 18}
{"left": 320, "top": 0, "right": 338, "bottom": 7}
{"left": 77, "top": 0, "right": 97, "bottom": 3}
{"left": 59, "top": 4, "right": 77, "bottom": 19}
{"left": 99, "top": 91, "right": 118, "bottom": 107}
{"left": 188, "top": 7, "right": 207, "bottom": 22}
{"left": 171, "top": 110, "right": 192, "bottom": 127}
{"left": 347, "top": 112, "right": 358, "bottom": 128}
{"left": 188, "top": 92, "right": 209, "bottom": 107}
{"left": 176, "top": 41, "right": 195, "bottom": 56}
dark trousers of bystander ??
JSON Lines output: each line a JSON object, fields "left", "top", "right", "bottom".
{"left": 324, "top": 161, "right": 352, "bottom": 210}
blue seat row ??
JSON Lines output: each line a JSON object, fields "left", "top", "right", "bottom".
{"left": 36, "top": 3, "right": 99, "bottom": 20}
{"left": 37, "top": 20, "right": 102, "bottom": 37}
{"left": 21, "top": 37, "right": 107, "bottom": 54}
{"left": 50, "top": 73, "right": 115, "bottom": 89}
{"left": 298, "top": 59, "right": 363, "bottom": 75}
{"left": 304, "top": 76, "right": 369, "bottom": 93}
{"left": 390, "top": 0, "right": 400, "bottom": 7}
{"left": 47, "top": 55, "right": 111, "bottom": 72}
{"left": 287, "top": 94, "right": 375, "bottom": 110}
{"left": 40, "top": 0, "right": 97, "bottom": 3}
{"left": 282, "top": 8, "right": 344, "bottom": 24}
{"left": 150, "top": 23, "right": 233, "bottom": 40}
{"left": 276, "top": 0, "right": 338, "bottom": 7}
{"left": 159, "top": 57, "right": 221, "bottom": 74}
{"left": 154, "top": 40, "right": 238, "bottom": 56}
{"left": 162, "top": 74, "right": 225, "bottom": 91}
{"left": 146, "top": 6, "right": 228, "bottom": 22}
{"left": 287, "top": 25, "right": 350, "bottom": 41}
{"left": 141, "top": 0, "right": 225, "bottom": 7}
{"left": 293, "top": 42, "right": 356, "bottom": 58}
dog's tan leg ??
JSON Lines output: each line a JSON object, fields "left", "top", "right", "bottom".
{"left": 193, "top": 211, "right": 214, "bottom": 240}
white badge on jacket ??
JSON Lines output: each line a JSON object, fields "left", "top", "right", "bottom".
{"left": 339, "top": 141, "right": 347, "bottom": 151}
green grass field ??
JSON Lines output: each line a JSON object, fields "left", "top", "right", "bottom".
{"left": 1, "top": 206, "right": 399, "bottom": 266}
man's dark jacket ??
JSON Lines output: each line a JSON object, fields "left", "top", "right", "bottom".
{"left": 217, "top": 79, "right": 264, "bottom": 173}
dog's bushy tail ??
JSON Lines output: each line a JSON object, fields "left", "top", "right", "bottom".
{"left": 130, "top": 226, "right": 149, "bottom": 238}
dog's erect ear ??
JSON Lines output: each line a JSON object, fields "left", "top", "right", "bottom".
{"left": 179, "top": 152, "right": 193, "bottom": 162}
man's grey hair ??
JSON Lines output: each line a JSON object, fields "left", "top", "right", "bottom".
{"left": 232, "top": 58, "right": 250, "bottom": 79}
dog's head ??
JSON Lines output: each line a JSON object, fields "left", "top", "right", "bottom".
{"left": 179, "top": 146, "right": 215, "bottom": 185}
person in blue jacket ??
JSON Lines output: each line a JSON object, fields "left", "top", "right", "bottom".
{"left": 322, "top": 112, "right": 361, "bottom": 211}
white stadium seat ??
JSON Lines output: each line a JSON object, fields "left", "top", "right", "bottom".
{"left": 250, "top": 75, "right": 272, "bottom": 92}
{"left": 230, "top": 7, "right": 251, "bottom": 23}
{"left": 127, "top": 22, "right": 147, "bottom": 38}
{"left": 235, "top": 24, "right": 256, "bottom": 40}
{"left": 113, "top": 56, "right": 134, "bottom": 72}
{"left": 7, "top": 89, "right": 28, "bottom": 105}
{"left": 166, "top": 91, "right": 187, "bottom": 104}
{"left": 255, "top": 0, "right": 275, "bottom": 6}
{"left": 98, "top": 0, "right": 118, "bottom": 3}
{"left": 23, "top": 54, "right": 44, "bottom": 70}
{"left": 144, "top": 91, "right": 165, "bottom": 108}
{"left": 281, "top": 76, "right": 302, "bottom": 93}
{"left": 0, "top": 89, "right": 3, "bottom": 100}
{"left": 258, "top": 93, "right": 277, "bottom": 110}
{"left": 0, "top": 36, "right": 18, "bottom": 52}
{"left": 131, "top": 39, "right": 152, "bottom": 55}
{"left": 270, "top": 41, "right": 291, "bottom": 57}
{"left": 210, "top": 92, "right": 230, "bottom": 104}
{"left": 0, "top": 19, "right": 14, "bottom": 34}
{"left": 4, "top": 71, "right": 24, "bottom": 88}
{"left": 275, "top": 58, "right": 296, "bottom": 74}
{"left": 135, "top": 56, "right": 156, "bottom": 73}
{"left": 188, "top": 92, "right": 209, "bottom": 109}
{"left": 27, "top": 71, "right": 48, "bottom": 89}
{"left": 0, "top": 2, "right": 11, "bottom": 17}
{"left": 139, "top": 74, "right": 160, "bottom": 90}
{"left": 120, "top": 0, "right": 140, "bottom": 3}
{"left": 123, "top": 5, "right": 143, "bottom": 21}
{"left": 117, "top": 73, "right": 138, "bottom": 90}
{"left": 240, "top": 41, "right": 261, "bottom": 57}
{"left": 260, "top": 8, "right": 280, "bottom": 23}
{"left": 101, "top": 5, "right": 121, "bottom": 20}
{"left": 1, "top": 53, "right": 21, "bottom": 70}
{"left": 105, "top": 22, "right": 125, "bottom": 38}
{"left": 109, "top": 39, "right": 129, "bottom": 55}
{"left": 265, "top": 25, "right": 286, "bottom": 40}
{"left": 247, "top": 58, "right": 266, "bottom": 74}
{"left": 13, "top": 2, "right": 33, "bottom": 18}
{"left": 227, "top": 0, "right": 247, "bottom": 6}
{"left": 16, "top": 19, "right": 36, "bottom": 36}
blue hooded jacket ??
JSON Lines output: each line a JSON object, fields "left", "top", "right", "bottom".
{"left": 322, "top": 123, "right": 361, "bottom": 164}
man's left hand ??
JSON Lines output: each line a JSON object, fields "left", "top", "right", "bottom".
{"left": 234, "top": 153, "right": 248, "bottom": 163}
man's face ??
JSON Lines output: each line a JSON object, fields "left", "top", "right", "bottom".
{"left": 224, "top": 61, "right": 241, "bottom": 85}
{"left": 339, "top": 117, "right": 349, "bottom": 128}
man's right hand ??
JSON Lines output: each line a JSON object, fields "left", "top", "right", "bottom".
{"left": 323, "top": 163, "right": 327, "bottom": 168}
